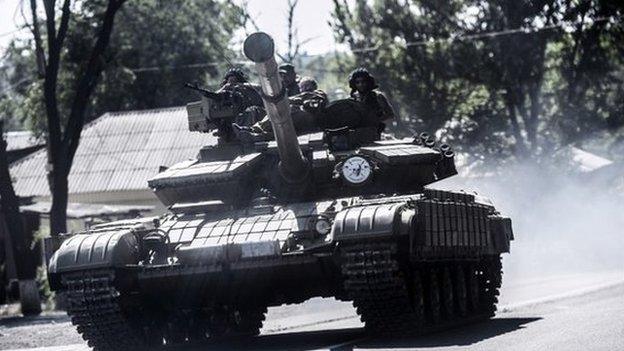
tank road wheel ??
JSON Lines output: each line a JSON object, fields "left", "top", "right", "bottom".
{"left": 230, "top": 307, "right": 268, "bottom": 337}
{"left": 188, "top": 311, "right": 224, "bottom": 343}
{"left": 479, "top": 256, "right": 502, "bottom": 317}
{"left": 466, "top": 263, "right": 480, "bottom": 312}
{"left": 453, "top": 264, "right": 468, "bottom": 317}
{"left": 340, "top": 242, "right": 426, "bottom": 335}
{"left": 410, "top": 270, "right": 426, "bottom": 328}
{"left": 62, "top": 270, "right": 149, "bottom": 351}
{"left": 207, "top": 309, "right": 230, "bottom": 338}
{"left": 164, "top": 318, "right": 188, "bottom": 345}
{"left": 200, "top": 306, "right": 267, "bottom": 339}
{"left": 440, "top": 267, "right": 455, "bottom": 320}
{"left": 141, "top": 323, "right": 164, "bottom": 348}
{"left": 425, "top": 268, "right": 442, "bottom": 324}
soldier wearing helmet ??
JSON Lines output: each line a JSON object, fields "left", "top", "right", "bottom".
{"left": 348, "top": 68, "right": 396, "bottom": 132}
{"left": 220, "top": 67, "right": 248, "bottom": 86}
{"left": 218, "top": 68, "right": 262, "bottom": 106}
{"left": 218, "top": 68, "right": 264, "bottom": 126}
{"left": 233, "top": 75, "right": 328, "bottom": 141}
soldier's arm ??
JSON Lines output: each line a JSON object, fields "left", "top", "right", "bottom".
{"left": 217, "top": 84, "right": 233, "bottom": 93}
{"left": 315, "top": 90, "right": 329, "bottom": 107}
{"left": 376, "top": 92, "right": 396, "bottom": 121}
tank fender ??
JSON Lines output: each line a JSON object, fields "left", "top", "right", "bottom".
{"left": 48, "top": 229, "right": 139, "bottom": 276}
{"left": 330, "top": 203, "right": 414, "bottom": 241}
{"left": 488, "top": 215, "right": 514, "bottom": 253}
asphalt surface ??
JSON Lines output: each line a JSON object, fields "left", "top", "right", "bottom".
{"left": 1, "top": 271, "right": 623, "bottom": 351}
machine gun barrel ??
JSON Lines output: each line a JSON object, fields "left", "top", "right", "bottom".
{"left": 184, "top": 83, "right": 223, "bottom": 100}
{"left": 243, "top": 32, "right": 309, "bottom": 183}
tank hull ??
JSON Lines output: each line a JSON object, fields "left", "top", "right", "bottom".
{"left": 49, "top": 190, "right": 512, "bottom": 349}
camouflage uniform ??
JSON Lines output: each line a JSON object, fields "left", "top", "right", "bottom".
{"left": 290, "top": 77, "right": 328, "bottom": 113}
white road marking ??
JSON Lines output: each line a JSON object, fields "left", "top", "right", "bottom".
{"left": 3, "top": 345, "right": 89, "bottom": 351}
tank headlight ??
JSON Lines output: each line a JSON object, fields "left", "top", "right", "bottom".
{"left": 314, "top": 218, "right": 332, "bottom": 236}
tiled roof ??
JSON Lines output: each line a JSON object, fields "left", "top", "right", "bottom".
{"left": 554, "top": 145, "right": 613, "bottom": 173}
{"left": 10, "top": 106, "right": 216, "bottom": 197}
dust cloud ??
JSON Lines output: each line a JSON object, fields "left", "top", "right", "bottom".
{"left": 437, "top": 161, "right": 624, "bottom": 281}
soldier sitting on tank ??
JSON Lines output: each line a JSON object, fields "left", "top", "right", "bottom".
{"left": 291, "top": 76, "right": 328, "bottom": 110}
{"left": 233, "top": 76, "right": 329, "bottom": 142}
{"left": 279, "top": 63, "right": 301, "bottom": 97}
{"left": 299, "top": 68, "right": 394, "bottom": 145}
{"left": 218, "top": 68, "right": 265, "bottom": 126}
{"left": 347, "top": 67, "right": 396, "bottom": 133}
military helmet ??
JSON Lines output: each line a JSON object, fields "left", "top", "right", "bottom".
{"left": 348, "top": 67, "right": 378, "bottom": 91}
{"left": 221, "top": 67, "right": 248, "bottom": 85}
{"left": 278, "top": 63, "right": 296, "bottom": 75}
{"left": 298, "top": 76, "right": 318, "bottom": 92}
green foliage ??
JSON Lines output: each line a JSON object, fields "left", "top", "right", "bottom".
{"left": 331, "top": 0, "right": 624, "bottom": 162}
{"left": 0, "top": 0, "right": 245, "bottom": 133}
{"left": 36, "top": 265, "right": 55, "bottom": 311}
{"left": 96, "top": 0, "right": 244, "bottom": 111}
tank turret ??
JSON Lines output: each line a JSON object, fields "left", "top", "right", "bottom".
{"left": 243, "top": 32, "right": 309, "bottom": 183}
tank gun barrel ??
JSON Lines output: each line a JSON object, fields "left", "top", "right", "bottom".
{"left": 243, "top": 32, "right": 309, "bottom": 183}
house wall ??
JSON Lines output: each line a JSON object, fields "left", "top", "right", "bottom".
{"left": 35, "top": 189, "right": 168, "bottom": 215}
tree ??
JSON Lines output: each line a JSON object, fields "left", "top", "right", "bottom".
{"left": 283, "top": 0, "right": 315, "bottom": 63}
{"left": 330, "top": 0, "right": 624, "bottom": 162}
{"left": 92, "top": 0, "right": 244, "bottom": 111}
{"left": 1, "top": 0, "right": 245, "bottom": 236}
{"left": 555, "top": 1, "right": 624, "bottom": 145}
{"left": 330, "top": 0, "right": 489, "bottom": 139}
{"left": 0, "top": 121, "right": 41, "bottom": 315}
{"left": 28, "top": 0, "right": 128, "bottom": 236}
{"left": 2, "top": 0, "right": 244, "bottom": 133}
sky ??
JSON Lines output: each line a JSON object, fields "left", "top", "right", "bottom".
{"left": 0, "top": 0, "right": 340, "bottom": 56}
{"left": 0, "top": 0, "right": 28, "bottom": 53}
{"left": 240, "top": 0, "right": 341, "bottom": 55}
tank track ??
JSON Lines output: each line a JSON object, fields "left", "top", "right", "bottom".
{"left": 62, "top": 270, "right": 148, "bottom": 351}
{"left": 62, "top": 269, "right": 268, "bottom": 349}
{"left": 232, "top": 307, "right": 267, "bottom": 336}
{"left": 341, "top": 242, "right": 502, "bottom": 335}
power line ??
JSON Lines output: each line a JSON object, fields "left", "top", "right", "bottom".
{"left": 3, "top": 17, "right": 616, "bottom": 85}
{"left": 125, "top": 17, "right": 616, "bottom": 73}
{"left": 128, "top": 61, "right": 259, "bottom": 73}
{"left": 351, "top": 17, "right": 614, "bottom": 53}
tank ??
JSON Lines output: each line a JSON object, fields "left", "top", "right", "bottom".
{"left": 47, "top": 32, "right": 514, "bottom": 350}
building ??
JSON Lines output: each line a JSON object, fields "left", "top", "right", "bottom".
{"left": 4, "top": 131, "right": 45, "bottom": 163}
{"left": 10, "top": 106, "right": 216, "bottom": 217}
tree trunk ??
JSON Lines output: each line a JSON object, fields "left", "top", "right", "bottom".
{"left": 49, "top": 168, "right": 69, "bottom": 236}
{"left": 0, "top": 122, "right": 41, "bottom": 315}
{"left": 527, "top": 83, "right": 541, "bottom": 151}
{"left": 503, "top": 91, "right": 528, "bottom": 158}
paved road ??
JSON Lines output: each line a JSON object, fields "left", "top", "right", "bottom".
{"left": 2, "top": 271, "right": 623, "bottom": 351}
